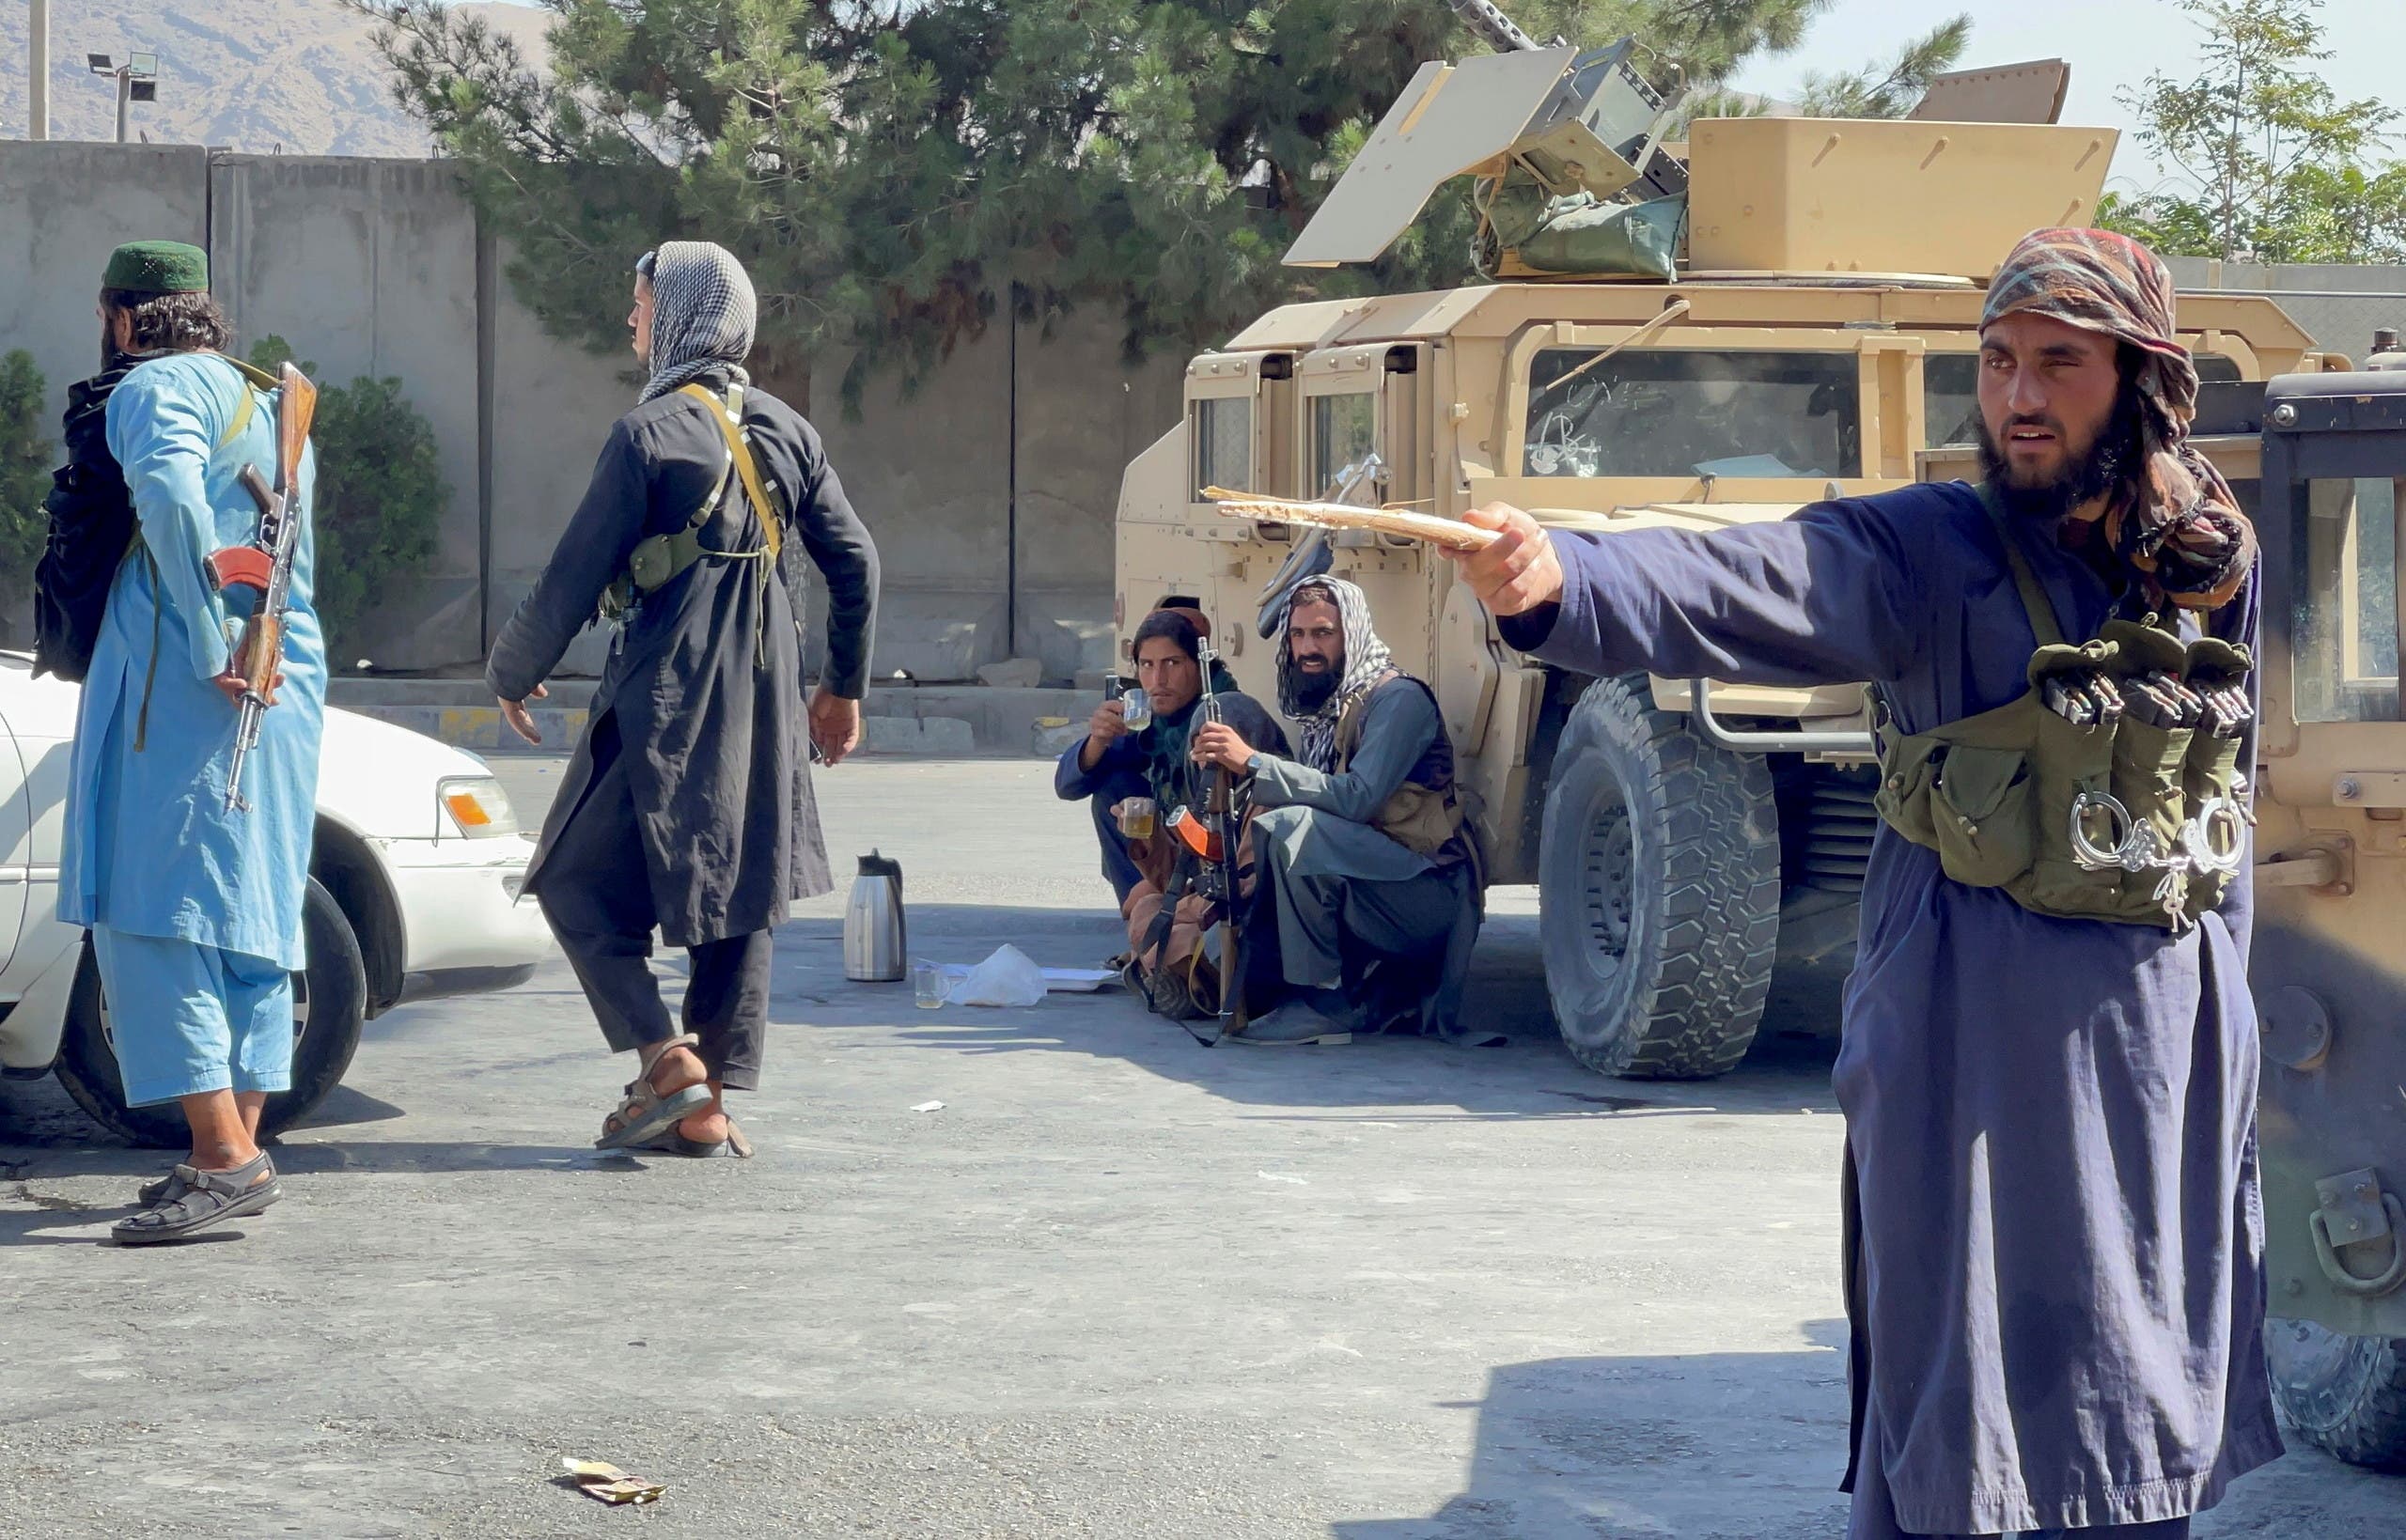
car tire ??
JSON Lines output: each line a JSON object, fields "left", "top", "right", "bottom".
{"left": 53, "top": 877, "right": 370, "bottom": 1148}
{"left": 2266, "top": 1316, "right": 2406, "bottom": 1470}
{"left": 1539, "top": 675, "right": 1780, "bottom": 1079}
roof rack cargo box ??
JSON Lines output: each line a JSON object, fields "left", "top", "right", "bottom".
{"left": 1685, "top": 117, "right": 2118, "bottom": 280}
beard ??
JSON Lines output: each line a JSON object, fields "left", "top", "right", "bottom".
{"left": 1289, "top": 662, "right": 1340, "bottom": 714}
{"left": 1976, "top": 394, "right": 2141, "bottom": 524}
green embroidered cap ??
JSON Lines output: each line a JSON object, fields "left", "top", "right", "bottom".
{"left": 102, "top": 240, "right": 210, "bottom": 295}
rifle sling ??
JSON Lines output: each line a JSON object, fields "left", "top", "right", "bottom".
{"left": 608, "top": 386, "right": 786, "bottom": 633}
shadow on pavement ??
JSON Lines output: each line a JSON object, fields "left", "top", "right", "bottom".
{"left": 0, "top": 1062, "right": 570, "bottom": 1172}
{"left": 1330, "top": 1324, "right": 1855, "bottom": 1540}
{"left": 778, "top": 904, "right": 1843, "bottom": 1123}
{"left": 286, "top": 1084, "right": 409, "bottom": 1129}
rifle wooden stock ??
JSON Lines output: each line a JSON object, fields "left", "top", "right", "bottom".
{"left": 220, "top": 361, "right": 316, "bottom": 814}
{"left": 277, "top": 366, "right": 318, "bottom": 488}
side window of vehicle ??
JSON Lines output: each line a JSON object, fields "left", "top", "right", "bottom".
{"left": 1193, "top": 397, "right": 1253, "bottom": 498}
{"left": 1310, "top": 393, "right": 1377, "bottom": 493}
{"left": 2293, "top": 475, "right": 2403, "bottom": 723}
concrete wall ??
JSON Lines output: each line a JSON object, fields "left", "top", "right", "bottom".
{"left": 2168, "top": 257, "right": 2406, "bottom": 362}
{"left": 484, "top": 241, "right": 640, "bottom": 679}
{"left": 1013, "top": 306, "right": 1190, "bottom": 682}
{"left": 0, "top": 142, "right": 1188, "bottom": 681}
{"left": 0, "top": 143, "right": 209, "bottom": 636}
{"left": 211, "top": 156, "right": 487, "bottom": 670}
{"left": 817, "top": 329, "right": 1015, "bottom": 683}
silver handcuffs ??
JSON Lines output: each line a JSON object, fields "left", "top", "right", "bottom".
{"left": 2069, "top": 789, "right": 2248, "bottom": 924}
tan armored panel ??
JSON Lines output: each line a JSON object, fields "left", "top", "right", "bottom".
{"left": 1286, "top": 47, "right": 1637, "bottom": 269}
{"left": 1907, "top": 59, "right": 2071, "bottom": 125}
{"left": 1685, "top": 117, "right": 2118, "bottom": 279}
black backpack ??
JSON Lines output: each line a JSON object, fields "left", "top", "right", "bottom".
{"left": 32, "top": 360, "right": 138, "bottom": 683}
{"left": 33, "top": 354, "right": 273, "bottom": 683}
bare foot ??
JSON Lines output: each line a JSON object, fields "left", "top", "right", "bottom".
{"left": 642, "top": 1044, "right": 709, "bottom": 1098}
{"left": 676, "top": 1109, "right": 730, "bottom": 1144}
{"left": 676, "top": 1079, "right": 729, "bottom": 1145}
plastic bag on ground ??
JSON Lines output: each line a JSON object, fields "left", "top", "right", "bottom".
{"left": 952, "top": 944, "right": 1047, "bottom": 1008}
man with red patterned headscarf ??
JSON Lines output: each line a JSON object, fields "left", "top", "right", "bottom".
{"left": 1450, "top": 227, "right": 2278, "bottom": 1539}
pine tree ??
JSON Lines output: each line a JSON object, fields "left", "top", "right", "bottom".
{"left": 364, "top": 1, "right": 1970, "bottom": 410}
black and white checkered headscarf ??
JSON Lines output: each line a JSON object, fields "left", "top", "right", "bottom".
{"left": 1276, "top": 576, "right": 1396, "bottom": 772}
{"left": 636, "top": 241, "right": 758, "bottom": 404}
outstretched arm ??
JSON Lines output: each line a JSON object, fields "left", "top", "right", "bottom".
{"left": 1451, "top": 499, "right": 1930, "bottom": 688}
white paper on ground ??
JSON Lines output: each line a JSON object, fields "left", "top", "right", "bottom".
{"left": 949, "top": 944, "right": 1047, "bottom": 1007}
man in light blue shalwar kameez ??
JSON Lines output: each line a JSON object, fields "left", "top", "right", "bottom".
{"left": 58, "top": 241, "right": 324, "bottom": 1245}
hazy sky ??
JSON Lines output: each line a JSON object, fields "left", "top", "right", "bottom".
{"left": 1724, "top": 0, "right": 2401, "bottom": 194}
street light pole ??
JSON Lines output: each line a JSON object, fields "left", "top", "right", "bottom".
{"left": 86, "top": 51, "right": 157, "bottom": 144}
{"left": 28, "top": 0, "right": 50, "bottom": 141}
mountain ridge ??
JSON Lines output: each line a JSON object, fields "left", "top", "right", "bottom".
{"left": 0, "top": 1, "right": 550, "bottom": 157}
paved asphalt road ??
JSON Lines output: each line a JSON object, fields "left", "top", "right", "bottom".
{"left": 1, "top": 756, "right": 2398, "bottom": 1538}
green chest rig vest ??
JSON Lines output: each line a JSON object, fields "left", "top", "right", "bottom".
{"left": 1870, "top": 488, "right": 2254, "bottom": 931}
{"left": 602, "top": 381, "right": 787, "bottom": 623}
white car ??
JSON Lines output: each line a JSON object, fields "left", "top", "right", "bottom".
{"left": 0, "top": 653, "right": 553, "bottom": 1144}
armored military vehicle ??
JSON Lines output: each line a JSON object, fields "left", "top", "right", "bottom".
{"left": 1113, "top": 6, "right": 2342, "bottom": 1077}
{"left": 2245, "top": 366, "right": 2406, "bottom": 1467}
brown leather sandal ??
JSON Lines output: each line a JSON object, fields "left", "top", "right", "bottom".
{"left": 595, "top": 1034, "right": 714, "bottom": 1150}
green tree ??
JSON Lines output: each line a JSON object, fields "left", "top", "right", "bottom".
{"left": 0, "top": 351, "right": 53, "bottom": 631}
{"left": 246, "top": 337, "right": 447, "bottom": 665}
{"left": 364, "top": 1, "right": 1969, "bottom": 412}
{"left": 2103, "top": 0, "right": 2403, "bottom": 262}
{"left": 1793, "top": 17, "right": 1970, "bottom": 118}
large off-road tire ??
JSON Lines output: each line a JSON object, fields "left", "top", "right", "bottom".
{"left": 2266, "top": 1316, "right": 2406, "bottom": 1470}
{"left": 54, "top": 878, "right": 368, "bottom": 1148}
{"left": 1539, "top": 675, "right": 1780, "bottom": 1079}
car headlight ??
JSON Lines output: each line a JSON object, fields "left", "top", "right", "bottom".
{"left": 438, "top": 775, "right": 521, "bottom": 839}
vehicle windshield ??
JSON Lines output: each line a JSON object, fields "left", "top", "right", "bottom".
{"left": 1523, "top": 348, "right": 1862, "bottom": 479}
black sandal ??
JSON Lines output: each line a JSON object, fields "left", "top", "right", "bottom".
{"left": 111, "top": 1153, "right": 280, "bottom": 1245}
{"left": 135, "top": 1168, "right": 192, "bottom": 1206}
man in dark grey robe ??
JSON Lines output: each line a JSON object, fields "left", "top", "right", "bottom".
{"left": 1451, "top": 228, "right": 2277, "bottom": 1538}
{"left": 1191, "top": 577, "right": 1488, "bottom": 1048}
{"left": 488, "top": 241, "right": 878, "bottom": 1158}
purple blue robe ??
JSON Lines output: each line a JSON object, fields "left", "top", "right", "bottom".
{"left": 1496, "top": 481, "right": 2281, "bottom": 1537}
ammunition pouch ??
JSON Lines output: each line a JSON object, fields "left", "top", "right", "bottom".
{"left": 1872, "top": 491, "right": 2252, "bottom": 930}
{"left": 1374, "top": 783, "right": 1468, "bottom": 861}
{"left": 1333, "top": 676, "right": 1470, "bottom": 863}
{"left": 600, "top": 382, "right": 785, "bottom": 623}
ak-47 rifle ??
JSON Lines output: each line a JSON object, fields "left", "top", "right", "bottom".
{"left": 1164, "top": 640, "right": 1246, "bottom": 1043}
{"left": 210, "top": 361, "right": 318, "bottom": 814}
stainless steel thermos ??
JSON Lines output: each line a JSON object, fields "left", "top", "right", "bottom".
{"left": 843, "top": 850, "right": 907, "bottom": 982}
